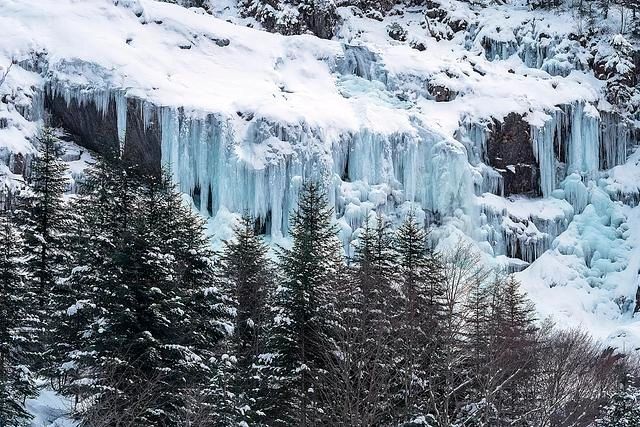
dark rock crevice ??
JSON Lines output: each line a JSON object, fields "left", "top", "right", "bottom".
{"left": 45, "top": 91, "right": 161, "bottom": 176}
{"left": 487, "top": 113, "right": 540, "bottom": 196}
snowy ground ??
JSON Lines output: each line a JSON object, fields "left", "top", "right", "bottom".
{"left": 25, "top": 381, "right": 75, "bottom": 427}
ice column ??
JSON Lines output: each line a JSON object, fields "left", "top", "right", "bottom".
{"left": 115, "top": 91, "right": 127, "bottom": 149}
{"left": 530, "top": 112, "right": 558, "bottom": 198}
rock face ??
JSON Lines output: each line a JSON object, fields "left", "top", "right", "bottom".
{"left": 6, "top": 152, "right": 26, "bottom": 175}
{"left": 427, "top": 83, "right": 457, "bottom": 101}
{"left": 45, "top": 93, "right": 161, "bottom": 175}
{"left": 487, "top": 113, "right": 540, "bottom": 196}
{"left": 46, "top": 92, "right": 119, "bottom": 154}
{"left": 122, "top": 98, "right": 161, "bottom": 177}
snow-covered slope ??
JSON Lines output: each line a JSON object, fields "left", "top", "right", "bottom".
{"left": 1, "top": 0, "right": 639, "bottom": 351}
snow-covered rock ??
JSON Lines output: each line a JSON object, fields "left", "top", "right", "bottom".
{"left": 1, "top": 0, "right": 639, "bottom": 352}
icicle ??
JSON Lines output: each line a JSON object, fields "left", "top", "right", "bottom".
{"left": 530, "top": 112, "right": 558, "bottom": 198}
{"left": 479, "top": 196, "right": 571, "bottom": 264}
{"left": 456, "top": 118, "right": 489, "bottom": 165}
{"left": 566, "top": 102, "right": 600, "bottom": 176}
{"left": 115, "top": 91, "right": 127, "bottom": 147}
{"left": 530, "top": 102, "right": 602, "bottom": 197}
{"left": 562, "top": 173, "right": 589, "bottom": 214}
{"left": 482, "top": 36, "right": 518, "bottom": 61}
{"left": 337, "top": 45, "right": 388, "bottom": 85}
{"left": 29, "top": 87, "right": 45, "bottom": 122}
{"left": 600, "top": 111, "right": 629, "bottom": 169}
{"left": 141, "top": 101, "right": 155, "bottom": 130}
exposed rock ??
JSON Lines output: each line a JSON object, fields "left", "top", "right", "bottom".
{"left": 427, "top": 83, "right": 456, "bottom": 101}
{"left": 448, "top": 18, "right": 467, "bottom": 33}
{"left": 425, "top": 0, "right": 446, "bottom": 19}
{"left": 9, "top": 153, "right": 26, "bottom": 175}
{"left": 46, "top": 91, "right": 120, "bottom": 154}
{"left": 487, "top": 113, "right": 540, "bottom": 196}
{"left": 365, "top": 9, "right": 384, "bottom": 21}
{"left": 410, "top": 40, "right": 426, "bottom": 51}
{"left": 306, "top": 6, "right": 338, "bottom": 40}
{"left": 45, "top": 92, "right": 160, "bottom": 175}
{"left": 387, "top": 22, "right": 407, "bottom": 42}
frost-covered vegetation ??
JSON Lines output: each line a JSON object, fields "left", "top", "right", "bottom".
{"left": 0, "top": 129, "right": 639, "bottom": 426}
{"left": 2, "top": 0, "right": 640, "bottom": 422}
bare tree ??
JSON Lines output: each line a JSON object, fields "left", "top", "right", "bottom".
{"left": 0, "top": 61, "right": 13, "bottom": 89}
{"left": 531, "top": 328, "right": 628, "bottom": 427}
{"left": 429, "top": 242, "right": 491, "bottom": 426}
{"left": 79, "top": 364, "right": 168, "bottom": 427}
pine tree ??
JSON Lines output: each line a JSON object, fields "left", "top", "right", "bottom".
{"left": 263, "top": 181, "right": 343, "bottom": 426}
{"left": 488, "top": 276, "right": 539, "bottom": 425}
{"left": 157, "top": 173, "right": 231, "bottom": 425}
{"left": 0, "top": 211, "right": 38, "bottom": 426}
{"left": 458, "top": 275, "right": 539, "bottom": 426}
{"left": 42, "top": 153, "right": 124, "bottom": 401}
{"left": 456, "top": 279, "right": 492, "bottom": 426}
{"left": 59, "top": 154, "right": 145, "bottom": 422}
{"left": 63, "top": 160, "right": 231, "bottom": 425}
{"left": 597, "top": 382, "right": 640, "bottom": 426}
{"left": 15, "top": 128, "right": 71, "bottom": 307}
{"left": 393, "top": 212, "right": 446, "bottom": 423}
{"left": 14, "top": 128, "right": 73, "bottom": 379}
{"left": 221, "top": 212, "right": 272, "bottom": 424}
{"left": 320, "top": 214, "right": 398, "bottom": 425}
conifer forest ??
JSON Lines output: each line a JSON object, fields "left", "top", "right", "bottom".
{"left": 4, "top": 0, "right": 640, "bottom": 423}
{"left": 1, "top": 129, "right": 639, "bottom": 426}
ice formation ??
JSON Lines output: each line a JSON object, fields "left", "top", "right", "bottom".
{"left": 1, "top": 0, "right": 640, "bottom": 352}
{"left": 158, "top": 104, "right": 475, "bottom": 242}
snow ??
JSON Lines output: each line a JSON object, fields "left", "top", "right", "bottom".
{"left": 517, "top": 186, "right": 640, "bottom": 350}
{"left": 25, "top": 383, "right": 76, "bottom": 427}
{"left": 0, "top": 0, "right": 639, "bottom": 378}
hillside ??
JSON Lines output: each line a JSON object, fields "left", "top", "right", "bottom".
{"left": 1, "top": 0, "right": 640, "bottom": 422}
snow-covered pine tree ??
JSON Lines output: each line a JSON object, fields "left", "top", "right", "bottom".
{"left": 603, "top": 34, "right": 636, "bottom": 108}
{"left": 15, "top": 128, "right": 71, "bottom": 307}
{"left": 14, "top": 128, "right": 73, "bottom": 377}
{"left": 320, "top": 213, "right": 398, "bottom": 425}
{"left": 0, "top": 210, "right": 38, "bottom": 427}
{"left": 597, "top": 382, "right": 640, "bottom": 426}
{"left": 62, "top": 160, "right": 232, "bottom": 425}
{"left": 221, "top": 212, "right": 272, "bottom": 424}
{"left": 263, "top": 181, "right": 343, "bottom": 426}
{"left": 393, "top": 212, "right": 446, "bottom": 424}
{"left": 487, "top": 276, "right": 539, "bottom": 425}
{"left": 106, "top": 170, "right": 229, "bottom": 425}
{"left": 155, "top": 172, "right": 231, "bottom": 424}
{"left": 59, "top": 154, "right": 145, "bottom": 422}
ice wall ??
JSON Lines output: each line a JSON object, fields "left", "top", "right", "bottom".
{"left": 529, "top": 102, "right": 628, "bottom": 199}
{"left": 30, "top": 75, "right": 632, "bottom": 267}
{"left": 457, "top": 100, "right": 631, "bottom": 265}
{"left": 158, "top": 105, "right": 476, "bottom": 241}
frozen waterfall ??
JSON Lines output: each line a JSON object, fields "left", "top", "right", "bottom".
{"left": 32, "top": 75, "right": 633, "bottom": 267}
